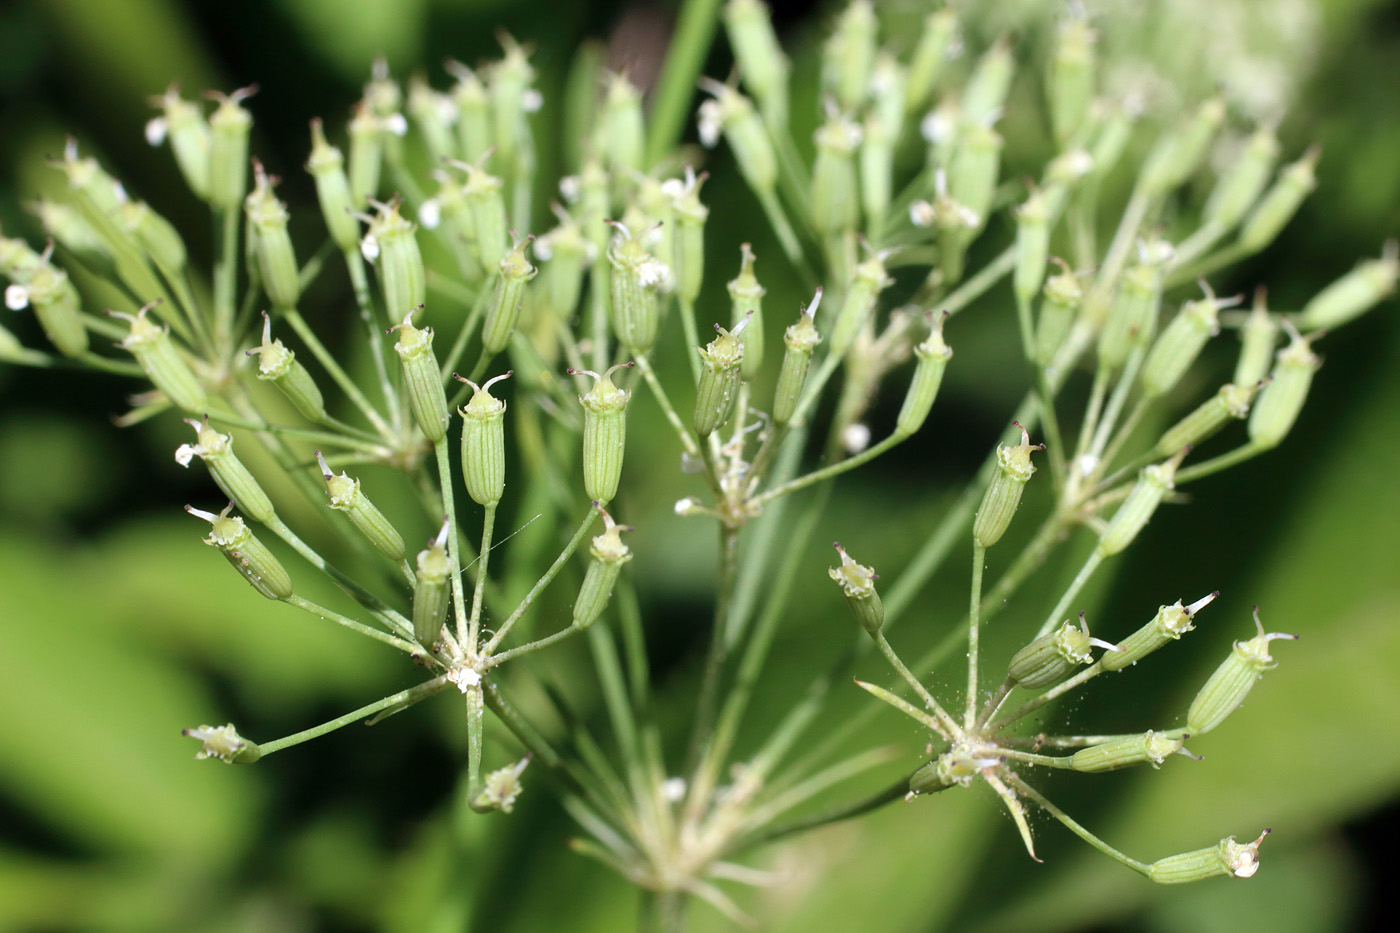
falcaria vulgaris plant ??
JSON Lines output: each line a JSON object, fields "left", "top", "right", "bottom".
{"left": 2, "top": 0, "right": 1395, "bottom": 926}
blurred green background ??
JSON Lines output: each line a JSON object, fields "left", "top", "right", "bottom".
{"left": 2, "top": 0, "right": 1399, "bottom": 930}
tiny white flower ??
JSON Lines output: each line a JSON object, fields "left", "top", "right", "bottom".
{"left": 909, "top": 200, "right": 935, "bottom": 228}
{"left": 532, "top": 236, "right": 554, "bottom": 261}
{"left": 144, "top": 117, "right": 168, "bottom": 146}
{"left": 697, "top": 99, "right": 723, "bottom": 148}
{"left": 360, "top": 233, "right": 380, "bottom": 262}
{"left": 521, "top": 88, "right": 543, "bottom": 113}
{"left": 183, "top": 723, "right": 248, "bottom": 762}
{"left": 660, "top": 178, "right": 687, "bottom": 199}
{"left": 558, "top": 175, "right": 582, "bottom": 203}
{"left": 661, "top": 777, "right": 687, "bottom": 802}
{"left": 382, "top": 113, "right": 409, "bottom": 137}
{"left": 674, "top": 497, "right": 698, "bottom": 515}
{"left": 5, "top": 285, "right": 30, "bottom": 311}
{"left": 921, "top": 109, "right": 954, "bottom": 144}
{"left": 449, "top": 667, "right": 483, "bottom": 693}
{"left": 1077, "top": 453, "right": 1099, "bottom": 476}
{"left": 842, "top": 423, "right": 872, "bottom": 454}
{"left": 174, "top": 444, "right": 197, "bottom": 467}
{"left": 636, "top": 256, "right": 671, "bottom": 290}
{"left": 418, "top": 198, "right": 442, "bottom": 230}
{"left": 435, "top": 95, "right": 459, "bottom": 125}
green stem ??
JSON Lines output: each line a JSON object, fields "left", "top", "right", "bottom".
{"left": 634, "top": 354, "right": 701, "bottom": 458}
{"left": 283, "top": 594, "right": 419, "bottom": 652}
{"left": 684, "top": 526, "right": 740, "bottom": 778}
{"left": 742, "top": 776, "right": 907, "bottom": 847}
{"left": 1174, "top": 441, "right": 1265, "bottom": 484}
{"left": 213, "top": 207, "right": 240, "bottom": 348}
{"left": 256, "top": 674, "right": 452, "bottom": 756}
{"left": 1034, "top": 549, "right": 1104, "bottom": 640}
{"left": 990, "top": 661, "right": 1104, "bottom": 732}
{"left": 873, "top": 632, "right": 960, "bottom": 738}
{"left": 344, "top": 248, "right": 400, "bottom": 420}
{"left": 966, "top": 542, "right": 986, "bottom": 730}
{"left": 753, "top": 431, "right": 906, "bottom": 507}
{"left": 467, "top": 502, "right": 497, "bottom": 649}
{"left": 644, "top": 0, "right": 722, "bottom": 167}
{"left": 483, "top": 505, "right": 598, "bottom": 654}
{"left": 434, "top": 440, "right": 471, "bottom": 650}
{"left": 1001, "top": 771, "right": 1151, "bottom": 876}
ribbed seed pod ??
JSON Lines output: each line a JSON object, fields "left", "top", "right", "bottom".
{"left": 244, "top": 162, "right": 300, "bottom": 309}
{"left": 407, "top": 76, "right": 457, "bottom": 166}
{"left": 1247, "top": 324, "right": 1321, "bottom": 450}
{"left": 1013, "top": 189, "right": 1051, "bottom": 309}
{"left": 694, "top": 316, "right": 750, "bottom": 437}
{"left": 905, "top": 9, "right": 957, "bottom": 114}
{"left": 1297, "top": 241, "right": 1399, "bottom": 332}
{"left": 773, "top": 289, "right": 823, "bottom": 425}
{"left": 1103, "top": 592, "right": 1217, "bottom": 672}
{"left": 1234, "top": 294, "right": 1278, "bottom": 387}
{"left": 669, "top": 168, "right": 709, "bottom": 306}
{"left": 723, "top": 0, "right": 790, "bottom": 124}
{"left": 1187, "top": 607, "right": 1296, "bottom": 734}
{"left": 115, "top": 303, "right": 206, "bottom": 411}
{"left": 726, "top": 243, "right": 765, "bottom": 377}
{"left": 810, "top": 110, "right": 862, "bottom": 237}
{"left": 962, "top": 38, "right": 1015, "bottom": 126}
{"left": 58, "top": 142, "right": 125, "bottom": 215}
{"left": 696, "top": 82, "right": 776, "bottom": 192}
{"left": 1048, "top": 18, "right": 1096, "bottom": 146}
{"left": 1008, "top": 614, "right": 1110, "bottom": 689}
{"left": 413, "top": 519, "right": 451, "bottom": 649}
{"left": 1, "top": 233, "right": 44, "bottom": 283}
{"left": 482, "top": 236, "right": 537, "bottom": 354}
{"left": 17, "top": 260, "right": 87, "bottom": 358}
{"left": 306, "top": 118, "right": 361, "bottom": 252}
{"left": 315, "top": 451, "right": 405, "bottom": 561}
{"left": 1149, "top": 830, "right": 1270, "bottom": 884}
{"left": 1238, "top": 148, "right": 1318, "bottom": 254}
{"left": 114, "top": 200, "right": 184, "bottom": 272}
{"left": 573, "top": 506, "right": 632, "bottom": 630}
{"left": 534, "top": 206, "right": 594, "bottom": 316}
{"left": 248, "top": 312, "right": 326, "bottom": 422}
{"left": 948, "top": 120, "right": 1002, "bottom": 231}
{"left": 1034, "top": 261, "right": 1082, "bottom": 365}
{"left": 364, "top": 201, "right": 425, "bottom": 320}
{"left": 1070, "top": 730, "right": 1192, "bottom": 773}
{"left": 459, "top": 162, "right": 508, "bottom": 271}
{"left": 1204, "top": 127, "right": 1279, "bottom": 231}
{"left": 177, "top": 417, "right": 276, "bottom": 524}
{"left": 859, "top": 114, "right": 893, "bottom": 232}
{"left": 608, "top": 222, "right": 669, "bottom": 355}
{"left": 572, "top": 362, "right": 633, "bottom": 504}
{"left": 1141, "top": 289, "right": 1226, "bottom": 397}
{"left": 1089, "top": 104, "right": 1134, "bottom": 181}
{"left": 823, "top": 0, "right": 876, "bottom": 110}
{"left": 206, "top": 88, "right": 255, "bottom": 210}
{"left": 1098, "top": 259, "right": 1163, "bottom": 371}
{"left": 1156, "top": 382, "right": 1257, "bottom": 457}
{"left": 973, "top": 423, "right": 1042, "bottom": 548}
{"left": 601, "top": 73, "right": 645, "bottom": 177}
{"left": 392, "top": 308, "right": 449, "bottom": 443}
{"left": 896, "top": 312, "right": 952, "bottom": 436}
{"left": 1097, "top": 449, "right": 1187, "bottom": 557}
{"left": 456, "top": 372, "right": 511, "bottom": 506}
{"left": 347, "top": 103, "right": 383, "bottom": 205}
{"left": 1140, "top": 96, "right": 1225, "bottom": 196}
{"left": 489, "top": 38, "right": 537, "bottom": 169}
{"left": 448, "top": 64, "right": 492, "bottom": 162}
{"left": 148, "top": 86, "right": 211, "bottom": 199}
{"left": 188, "top": 504, "right": 292, "bottom": 600}
{"left": 830, "top": 252, "right": 890, "bottom": 357}
{"left": 829, "top": 542, "right": 883, "bottom": 636}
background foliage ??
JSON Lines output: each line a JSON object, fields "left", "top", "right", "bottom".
{"left": 2, "top": 0, "right": 1398, "bottom": 930}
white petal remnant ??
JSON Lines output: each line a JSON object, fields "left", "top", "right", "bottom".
{"left": 183, "top": 723, "right": 257, "bottom": 763}
{"left": 449, "top": 667, "right": 483, "bottom": 693}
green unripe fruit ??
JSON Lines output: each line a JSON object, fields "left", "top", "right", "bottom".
{"left": 244, "top": 162, "right": 300, "bottom": 309}
{"left": 1247, "top": 324, "right": 1321, "bottom": 450}
{"left": 694, "top": 315, "right": 749, "bottom": 437}
{"left": 829, "top": 542, "right": 883, "bottom": 636}
{"left": 607, "top": 222, "right": 669, "bottom": 355}
{"left": 16, "top": 260, "right": 87, "bottom": 358}
{"left": 148, "top": 86, "right": 211, "bottom": 199}
{"left": 573, "top": 506, "right": 632, "bottom": 630}
{"left": 1008, "top": 614, "right": 1113, "bottom": 689}
{"left": 207, "top": 87, "right": 255, "bottom": 210}
{"left": 1187, "top": 608, "right": 1296, "bottom": 735}
{"left": 1070, "top": 730, "right": 1193, "bottom": 773}
{"left": 669, "top": 168, "right": 710, "bottom": 306}
{"left": 726, "top": 243, "right": 765, "bottom": 377}
{"left": 973, "top": 423, "right": 1042, "bottom": 548}
{"left": 249, "top": 312, "right": 326, "bottom": 422}
{"left": 393, "top": 308, "right": 449, "bottom": 443}
{"left": 1238, "top": 148, "right": 1317, "bottom": 254}
{"left": 315, "top": 450, "right": 405, "bottom": 561}
{"left": 573, "top": 362, "right": 633, "bottom": 504}
{"left": 482, "top": 235, "right": 537, "bottom": 354}
{"left": 188, "top": 503, "right": 291, "bottom": 600}
{"left": 347, "top": 103, "right": 383, "bottom": 205}
{"left": 896, "top": 313, "right": 952, "bottom": 436}
{"left": 456, "top": 371, "right": 512, "bottom": 506}
{"left": 1149, "top": 830, "right": 1270, "bottom": 884}
{"left": 363, "top": 201, "right": 425, "bottom": 321}
{"left": 1034, "top": 261, "right": 1082, "bottom": 366}
{"left": 176, "top": 417, "right": 277, "bottom": 524}
{"left": 1141, "top": 289, "right": 1226, "bottom": 398}
{"left": 115, "top": 302, "right": 206, "bottom": 412}
{"left": 1156, "top": 382, "right": 1257, "bottom": 458}
{"left": 773, "top": 290, "right": 822, "bottom": 425}
{"left": 1097, "top": 448, "right": 1187, "bottom": 557}
{"left": 413, "top": 519, "right": 451, "bottom": 649}
{"left": 306, "top": 118, "right": 361, "bottom": 253}
{"left": 1102, "top": 592, "right": 1217, "bottom": 672}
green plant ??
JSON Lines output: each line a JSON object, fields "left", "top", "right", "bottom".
{"left": 2, "top": 0, "right": 1394, "bottom": 928}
